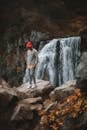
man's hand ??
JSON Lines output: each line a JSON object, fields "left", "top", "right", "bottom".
{"left": 27, "top": 64, "right": 36, "bottom": 69}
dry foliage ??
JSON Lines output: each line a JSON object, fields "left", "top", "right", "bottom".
{"left": 39, "top": 89, "right": 87, "bottom": 130}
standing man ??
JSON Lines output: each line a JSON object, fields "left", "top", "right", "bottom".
{"left": 25, "top": 41, "right": 38, "bottom": 88}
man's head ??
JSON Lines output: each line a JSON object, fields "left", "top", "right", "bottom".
{"left": 26, "top": 41, "right": 33, "bottom": 49}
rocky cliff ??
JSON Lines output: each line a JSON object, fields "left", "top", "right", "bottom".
{"left": 0, "top": 79, "right": 87, "bottom": 130}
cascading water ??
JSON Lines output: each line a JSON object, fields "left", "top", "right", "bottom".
{"left": 59, "top": 37, "right": 81, "bottom": 85}
{"left": 23, "top": 36, "right": 81, "bottom": 86}
{"left": 36, "top": 36, "right": 81, "bottom": 86}
{"left": 36, "top": 39, "right": 58, "bottom": 85}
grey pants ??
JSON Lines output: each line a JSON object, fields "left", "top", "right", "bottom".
{"left": 28, "top": 67, "right": 36, "bottom": 85}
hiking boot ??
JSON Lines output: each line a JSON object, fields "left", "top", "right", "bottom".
{"left": 29, "top": 84, "right": 32, "bottom": 88}
{"left": 32, "top": 84, "right": 37, "bottom": 88}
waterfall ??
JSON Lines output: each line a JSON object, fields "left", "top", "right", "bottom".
{"left": 36, "top": 36, "right": 81, "bottom": 86}
{"left": 23, "top": 36, "right": 81, "bottom": 86}
{"left": 59, "top": 37, "right": 81, "bottom": 85}
{"left": 36, "top": 39, "right": 58, "bottom": 85}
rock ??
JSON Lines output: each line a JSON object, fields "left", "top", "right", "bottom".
{"left": 19, "top": 97, "right": 42, "bottom": 104}
{"left": 79, "top": 27, "right": 87, "bottom": 52}
{"left": 38, "top": 40, "right": 48, "bottom": 51}
{"left": 49, "top": 80, "right": 76, "bottom": 101}
{"left": 76, "top": 52, "right": 87, "bottom": 79}
{"left": 17, "top": 79, "right": 54, "bottom": 99}
{"left": 0, "top": 79, "right": 43, "bottom": 130}
{"left": 30, "top": 31, "right": 50, "bottom": 50}
{"left": 44, "top": 101, "right": 57, "bottom": 112}
{"left": 75, "top": 111, "right": 87, "bottom": 130}
{"left": 0, "top": 78, "right": 34, "bottom": 108}
{"left": 0, "top": 78, "right": 10, "bottom": 88}
{"left": 0, "top": 78, "right": 87, "bottom": 130}
{"left": 0, "top": 79, "right": 18, "bottom": 108}
{"left": 76, "top": 52, "right": 87, "bottom": 90}
{"left": 11, "top": 97, "right": 42, "bottom": 121}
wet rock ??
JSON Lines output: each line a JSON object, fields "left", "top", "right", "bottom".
{"left": 38, "top": 41, "right": 48, "bottom": 51}
{"left": 30, "top": 31, "right": 50, "bottom": 49}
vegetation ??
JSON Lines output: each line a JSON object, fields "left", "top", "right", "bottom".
{"left": 39, "top": 89, "right": 87, "bottom": 130}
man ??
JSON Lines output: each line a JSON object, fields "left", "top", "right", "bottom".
{"left": 25, "top": 41, "right": 38, "bottom": 88}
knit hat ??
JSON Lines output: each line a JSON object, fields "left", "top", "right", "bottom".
{"left": 26, "top": 41, "right": 33, "bottom": 48}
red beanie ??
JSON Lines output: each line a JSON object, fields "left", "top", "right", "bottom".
{"left": 26, "top": 41, "right": 33, "bottom": 48}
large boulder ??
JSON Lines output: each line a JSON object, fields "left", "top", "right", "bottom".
{"left": 76, "top": 52, "right": 87, "bottom": 90}
{"left": 17, "top": 79, "right": 55, "bottom": 99}
{"left": 11, "top": 97, "right": 42, "bottom": 121}
{"left": 49, "top": 80, "right": 76, "bottom": 101}
{"left": 0, "top": 78, "right": 18, "bottom": 108}
{"left": 79, "top": 27, "right": 87, "bottom": 52}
